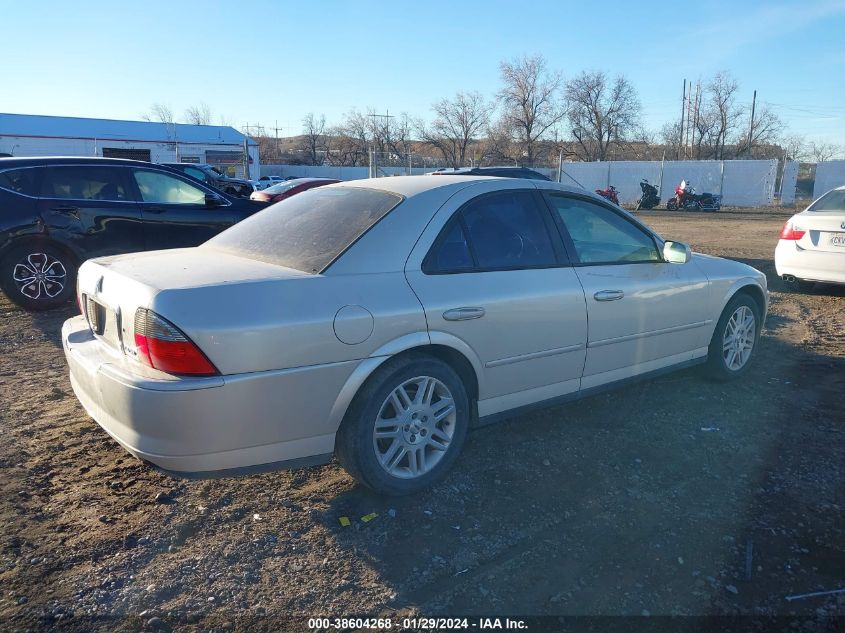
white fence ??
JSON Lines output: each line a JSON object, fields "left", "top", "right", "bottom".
{"left": 261, "top": 159, "right": 789, "bottom": 207}
{"left": 556, "top": 160, "right": 782, "bottom": 207}
{"left": 813, "top": 161, "right": 845, "bottom": 199}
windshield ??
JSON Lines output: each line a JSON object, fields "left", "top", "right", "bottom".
{"left": 808, "top": 189, "right": 845, "bottom": 211}
{"left": 204, "top": 187, "right": 403, "bottom": 273}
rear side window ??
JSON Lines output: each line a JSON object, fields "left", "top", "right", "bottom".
{"left": 204, "top": 187, "right": 403, "bottom": 273}
{"left": 425, "top": 191, "right": 558, "bottom": 273}
{"left": 43, "top": 166, "right": 129, "bottom": 201}
{"left": 0, "top": 168, "right": 40, "bottom": 196}
{"left": 808, "top": 189, "right": 845, "bottom": 211}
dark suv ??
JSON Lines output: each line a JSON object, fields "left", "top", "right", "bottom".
{"left": 431, "top": 166, "right": 552, "bottom": 181}
{"left": 162, "top": 163, "right": 254, "bottom": 198}
{"left": 0, "top": 157, "right": 269, "bottom": 311}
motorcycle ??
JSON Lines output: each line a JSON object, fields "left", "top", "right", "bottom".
{"left": 666, "top": 180, "right": 721, "bottom": 211}
{"left": 635, "top": 179, "right": 660, "bottom": 210}
{"left": 595, "top": 185, "right": 620, "bottom": 206}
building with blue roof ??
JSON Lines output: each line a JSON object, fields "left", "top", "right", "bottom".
{"left": 0, "top": 113, "right": 259, "bottom": 178}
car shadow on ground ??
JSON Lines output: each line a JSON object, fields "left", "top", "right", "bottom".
{"left": 318, "top": 322, "right": 843, "bottom": 618}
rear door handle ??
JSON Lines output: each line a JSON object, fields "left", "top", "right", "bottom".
{"left": 594, "top": 290, "right": 624, "bottom": 301}
{"left": 143, "top": 206, "right": 167, "bottom": 215}
{"left": 443, "top": 307, "right": 486, "bottom": 321}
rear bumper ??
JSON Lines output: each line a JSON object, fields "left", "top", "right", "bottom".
{"left": 775, "top": 241, "right": 845, "bottom": 284}
{"left": 62, "top": 315, "right": 358, "bottom": 475}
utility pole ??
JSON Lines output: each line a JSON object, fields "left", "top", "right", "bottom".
{"left": 368, "top": 110, "right": 394, "bottom": 178}
{"left": 677, "top": 79, "right": 686, "bottom": 160}
{"left": 685, "top": 87, "right": 693, "bottom": 158}
{"left": 690, "top": 82, "right": 701, "bottom": 159}
{"left": 747, "top": 89, "right": 757, "bottom": 158}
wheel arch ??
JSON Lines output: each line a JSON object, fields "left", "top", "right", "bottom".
{"left": 0, "top": 234, "right": 83, "bottom": 268}
{"left": 721, "top": 279, "right": 768, "bottom": 323}
{"left": 327, "top": 332, "right": 483, "bottom": 438}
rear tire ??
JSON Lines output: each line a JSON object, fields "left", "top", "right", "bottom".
{"left": 335, "top": 353, "right": 469, "bottom": 495}
{"left": 704, "top": 293, "right": 761, "bottom": 381}
{"left": 0, "top": 242, "right": 76, "bottom": 311}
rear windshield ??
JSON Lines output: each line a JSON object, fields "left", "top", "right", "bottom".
{"left": 808, "top": 190, "right": 845, "bottom": 211}
{"left": 204, "top": 186, "right": 403, "bottom": 273}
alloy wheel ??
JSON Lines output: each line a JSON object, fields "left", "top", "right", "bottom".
{"left": 12, "top": 253, "right": 67, "bottom": 300}
{"left": 372, "top": 375, "right": 457, "bottom": 479}
{"left": 722, "top": 305, "right": 756, "bottom": 371}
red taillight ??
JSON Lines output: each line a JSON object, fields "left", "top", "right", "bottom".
{"left": 133, "top": 308, "right": 218, "bottom": 376}
{"left": 779, "top": 221, "right": 806, "bottom": 241}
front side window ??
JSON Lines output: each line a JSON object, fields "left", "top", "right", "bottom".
{"left": 205, "top": 187, "right": 403, "bottom": 273}
{"left": 0, "top": 168, "right": 40, "bottom": 196}
{"left": 546, "top": 194, "right": 660, "bottom": 264}
{"left": 43, "top": 166, "right": 129, "bottom": 201}
{"left": 133, "top": 170, "right": 207, "bottom": 204}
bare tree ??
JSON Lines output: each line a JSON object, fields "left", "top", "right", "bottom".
{"left": 184, "top": 103, "right": 213, "bottom": 125}
{"left": 707, "top": 72, "right": 743, "bottom": 159}
{"left": 299, "top": 113, "right": 327, "bottom": 165}
{"left": 141, "top": 103, "right": 174, "bottom": 124}
{"left": 417, "top": 92, "right": 492, "bottom": 168}
{"left": 809, "top": 141, "right": 843, "bottom": 162}
{"left": 497, "top": 55, "right": 565, "bottom": 166}
{"left": 735, "top": 105, "right": 784, "bottom": 158}
{"left": 782, "top": 134, "right": 809, "bottom": 162}
{"left": 324, "top": 111, "right": 372, "bottom": 167}
{"left": 564, "top": 71, "right": 641, "bottom": 161}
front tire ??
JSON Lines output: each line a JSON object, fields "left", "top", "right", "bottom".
{"left": 704, "top": 293, "right": 761, "bottom": 381}
{"left": 0, "top": 243, "right": 76, "bottom": 311}
{"left": 666, "top": 199, "right": 678, "bottom": 211}
{"left": 335, "top": 353, "right": 469, "bottom": 495}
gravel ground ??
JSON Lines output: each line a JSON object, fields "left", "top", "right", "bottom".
{"left": 0, "top": 208, "right": 843, "bottom": 632}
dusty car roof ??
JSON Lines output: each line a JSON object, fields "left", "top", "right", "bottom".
{"left": 334, "top": 174, "right": 585, "bottom": 198}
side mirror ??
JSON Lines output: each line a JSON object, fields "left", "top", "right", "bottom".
{"left": 205, "top": 193, "right": 225, "bottom": 207}
{"left": 663, "top": 240, "right": 692, "bottom": 264}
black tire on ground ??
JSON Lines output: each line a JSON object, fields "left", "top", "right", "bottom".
{"left": 335, "top": 352, "right": 470, "bottom": 496}
{"left": 0, "top": 242, "right": 77, "bottom": 311}
{"left": 666, "top": 199, "right": 678, "bottom": 211}
{"left": 704, "top": 292, "right": 762, "bottom": 381}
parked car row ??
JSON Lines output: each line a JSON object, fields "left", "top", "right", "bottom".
{"left": 4, "top": 152, "right": 842, "bottom": 495}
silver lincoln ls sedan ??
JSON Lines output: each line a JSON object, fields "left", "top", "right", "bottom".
{"left": 63, "top": 176, "right": 768, "bottom": 495}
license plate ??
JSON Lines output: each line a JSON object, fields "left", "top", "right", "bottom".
{"left": 85, "top": 296, "right": 122, "bottom": 349}
{"left": 830, "top": 234, "right": 845, "bottom": 247}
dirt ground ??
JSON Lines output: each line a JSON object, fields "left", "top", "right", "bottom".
{"left": 0, "top": 208, "right": 843, "bottom": 632}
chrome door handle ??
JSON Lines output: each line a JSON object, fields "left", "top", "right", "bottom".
{"left": 443, "top": 307, "right": 486, "bottom": 321}
{"left": 594, "top": 290, "right": 624, "bottom": 301}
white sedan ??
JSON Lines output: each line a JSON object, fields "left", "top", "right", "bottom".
{"left": 62, "top": 176, "right": 768, "bottom": 495}
{"left": 776, "top": 186, "right": 845, "bottom": 288}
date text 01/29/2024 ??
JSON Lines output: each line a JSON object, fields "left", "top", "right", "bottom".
{"left": 307, "top": 617, "right": 528, "bottom": 630}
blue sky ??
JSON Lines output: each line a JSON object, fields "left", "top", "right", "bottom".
{"left": 4, "top": 0, "right": 845, "bottom": 143}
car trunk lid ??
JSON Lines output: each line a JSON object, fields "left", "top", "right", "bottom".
{"left": 792, "top": 210, "right": 845, "bottom": 254}
{"left": 76, "top": 248, "right": 311, "bottom": 366}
